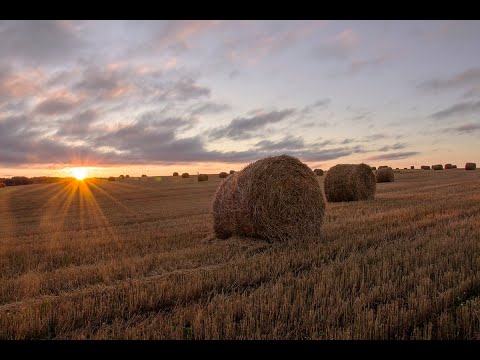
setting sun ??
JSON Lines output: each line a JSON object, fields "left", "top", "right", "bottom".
{"left": 71, "top": 167, "right": 89, "bottom": 180}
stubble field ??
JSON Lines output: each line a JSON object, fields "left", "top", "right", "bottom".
{"left": 0, "top": 169, "right": 479, "bottom": 339}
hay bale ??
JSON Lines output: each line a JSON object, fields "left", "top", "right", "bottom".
{"left": 173, "top": 172, "right": 179, "bottom": 176}
{"left": 452, "top": 165, "right": 457, "bottom": 169}
{"left": 198, "top": 174, "right": 208, "bottom": 181}
{"left": 119, "top": 175, "right": 125, "bottom": 179}
{"left": 125, "top": 175, "right": 130, "bottom": 178}
{"left": 445, "top": 164, "right": 453, "bottom": 169}
{"left": 376, "top": 167, "right": 394, "bottom": 183}
{"left": 0, "top": 183, "right": 6, "bottom": 188}
{"left": 181, "top": 173, "right": 190, "bottom": 178}
{"left": 313, "top": 169, "right": 324, "bottom": 176}
{"left": 212, "top": 155, "right": 325, "bottom": 242}
{"left": 229, "top": 170, "right": 235, "bottom": 174}
{"left": 421, "top": 165, "right": 430, "bottom": 170}
{"left": 432, "top": 164, "right": 443, "bottom": 170}
{"left": 466, "top": 162, "right": 476, "bottom": 170}
{"left": 411, "top": 166, "right": 414, "bottom": 169}
{"left": 324, "top": 164, "right": 376, "bottom": 202}
{"left": 404, "top": 168, "right": 407, "bottom": 170}
{"left": 108, "top": 177, "right": 116, "bottom": 182}
{"left": 371, "top": 166, "right": 376, "bottom": 170}
{"left": 378, "top": 165, "right": 388, "bottom": 169}
{"left": 141, "top": 174, "right": 147, "bottom": 177}
{"left": 219, "top": 172, "right": 228, "bottom": 178}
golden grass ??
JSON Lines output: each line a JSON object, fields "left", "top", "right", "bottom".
{"left": 0, "top": 169, "right": 479, "bottom": 339}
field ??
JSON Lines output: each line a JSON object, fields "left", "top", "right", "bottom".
{"left": 1, "top": 169, "right": 480, "bottom": 339}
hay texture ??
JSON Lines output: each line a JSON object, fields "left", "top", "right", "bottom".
{"left": 432, "top": 164, "right": 443, "bottom": 170}
{"left": 376, "top": 167, "right": 395, "bottom": 183}
{"left": 219, "top": 172, "right": 228, "bottom": 178}
{"left": 173, "top": 172, "right": 179, "bottom": 176}
{"left": 198, "top": 174, "right": 208, "bottom": 181}
{"left": 445, "top": 164, "right": 453, "bottom": 169}
{"left": 181, "top": 173, "right": 190, "bottom": 178}
{"left": 314, "top": 169, "right": 324, "bottom": 176}
{"left": 212, "top": 155, "right": 325, "bottom": 242}
{"left": 324, "top": 164, "right": 376, "bottom": 202}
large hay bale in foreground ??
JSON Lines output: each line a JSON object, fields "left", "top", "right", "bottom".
{"left": 432, "top": 164, "right": 443, "bottom": 170}
{"left": 465, "top": 162, "right": 476, "bottom": 170}
{"left": 378, "top": 165, "right": 388, "bottom": 169}
{"left": 198, "top": 174, "right": 208, "bottom": 181}
{"left": 173, "top": 172, "right": 179, "bottom": 176}
{"left": 219, "top": 172, "right": 228, "bottom": 178}
{"left": 445, "top": 164, "right": 453, "bottom": 169}
{"left": 324, "top": 164, "right": 376, "bottom": 202}
{"left": 181, "top": 173, "right": 190, "bottom": 178}
{"left": 0, "top": 183, "right": 6, "bottom": 188}
{"left": 212, "top": 155, "right": 325, "bottom": 242}
{"left": 314, "top": 169, "right": 324, "bottom": 176}
{"left": 229, "top": 170, "right": 235, "bottom": 174}
{"left": 421, "top": 165, "right": 430, "bottom": 170}
{"left": 376, "top": 167, "right": 394, "bottom": 183}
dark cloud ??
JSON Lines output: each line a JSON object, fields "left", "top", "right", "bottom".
{"left": 443, "top": 123, "right": 480, "bottom": 134}
{"left": 56, "top": 110, "right": 98, "bottom": 137}
{"left": 430, "top": 100, "right": 480, "bottom": 119}
{"left": 300, "top": 98, "right": 330, "bottom": 116}
{"left": 209, "top": 109, "right": 296, "bottom": 140}
{"left": 34, "top": 97, "right": 80, "bottom": 115}
{"left": 255, "top": 136, "right": 305, "bottom": 151}
{"left": 418, "top": 67, "right": 480, "bottom": 92}
{"left": 0, "top": 21, "right": 85, "bottom": 65}
{"left": 363, "top": 133, "right": 388, "bottom": 141}
{"left": 189, "top": 102, "right": 231, "bottom": 117}
{"left": 377, "top": 143, "right": 407, "bottom": 152}
{"left": 367, "top": 151, "right": 419, "bottom": 161}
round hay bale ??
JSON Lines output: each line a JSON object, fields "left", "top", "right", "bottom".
{"left": 313, "top": 169, "right": 324, "bottom": 176}
{"left": 445, "top": 164, "right": 453, "bottom": 169}
{"left": 108, "top": 177, "right": 116, "bottom": 182}
{"left": 421, "top": 165, "right": 430, "bottom": 170}
{"left": 141, "top": 174, "right": 147, "bottom": 177}
{"left": 181, "top": 173, "right": 190, "bottom": 178}
{"left": 376, "top": 167, "right": 395, "bottom": 183}
{"left": 452, "top": 165, "right": 457, "bottom": 168}
{"left": 173, "top": 172, "right": 179, "bottom": 176}
{"left": 0, "top": 183, "right": 6, "bottom": 188}
{"left": 229, "top": 170, "right": 235, "bottom": 174}
{"left": 212, "top": 155, "right": 325, "bottom": 242}
{"left": 432, "top": 164, "right": 443, "bottom": 170}
{"left": 198, "top": 174, "right": 208, "bottom": 181}
{"left": 378, "top": 165, "right": 388, "bottom": 169}
{"left": 411, "top": 166, "right": 414, "bottom": 169}
{"left": 403, "top": 168, "right": 407, "bottom": 170}
{"left": 219, "top": 172, "right": 228, "bottom": 178}
{"left": 119, "top": 175, "right": 125, "bottom": 179}
{"left": 324, "top": 164, "right": 376, "bottom": 202}
{"left": 465, "top": 162, "right": 476, "bottom": 170}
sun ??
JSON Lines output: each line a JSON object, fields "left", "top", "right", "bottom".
{"left": 71, "top": 167, "right": 89, "bottom": 180}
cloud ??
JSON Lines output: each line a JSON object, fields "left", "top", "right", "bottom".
{"left": 209, "top": 109, "right": 296, "bottom": 140}
{"left": 0, "top": 65, "right": 44, "bottom": 98}
{"left": 418, "top": 67, "right": 480, "bottom": 92}
{"left": 0, "top": 20, "right": 85, "bottom": 65}
{"left": 56, "top": 109, "right": 98, "bottom": 137}
{"left": 347, "top": 55, "right": 388, "bottom": 74}
{"left": 367, "top": 151, "right": 419, "bottom": 161}
{"left": 430, "top": 100, "right": 480, "bottom": 119}
{"left": 190, "top": 102, "right": 232, "bottom": 116}
{"left": 34, "top": 93, "right": 82, "bottom": 115}
{"left": 300, "top": 98, "right": 330, "bottom": 116}
{"left": 255, "top": 136, "right": 305, "bottom": 151}
{"left": 313, "top": 29, "right": 358, "bottom": 60}
{"left": 443, "top": 122, "right": 480, "bottom": 134}
{"left": 377, "top": 143, "right": 407, "bottom": 152}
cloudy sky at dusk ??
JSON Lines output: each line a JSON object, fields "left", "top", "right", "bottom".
{"left": 1, "top": 20, "right": 479, "bottom": 177}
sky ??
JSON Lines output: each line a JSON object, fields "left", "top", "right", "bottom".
{"left": 1, "top": 20, "right": 479, "bottom": 178}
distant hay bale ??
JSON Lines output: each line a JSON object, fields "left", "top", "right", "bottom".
{"left": 181, "top": 173, "right": 190, "bottom": 178}
{"left": 376, "top": 167, "right": 394, "bottom": 183}
{"left": 119, "top": 175, "right": 125, "bottom": 179}
{"left": 198, "top": 174, "right": 208, "bottom": 181}
{"left": 465, "top": 162, "right": 476, "bottom": 170}
{"left": 173, "top": 172, "right": 179, "bottom": 176}
{"left": 108, "top": 177, "right": 116, "bottom": 182}
{"left": 324, "top": 163, "right": 376, "bottom": 202}
{"left": 411, "top": 166, "right": 414, "bottom": 169}
{"left": 452, "top": 165, "right": 457, "bottom": 168}
{"left": 378, "top": 165, "right": 388, "bottom": 169}
{"left": 445, "top": 164, "right": 453, "bottom": 169}
{"left": 141, "top": 174, "right": 147, "bottom": 177}
{"left": 404, "top": 168, "right": 407, "bottom": 170}
{"left": 229, "top": 170, "right": 235, "bottom": 174}
{"left": 396, "top": 168, "right": 399, "bottom": 170}
{"left": 212, "top": 155, "right": 325, "bottom": 242}
{"left": 371, "top": 166, "right": 376, "bottom": 170}
{"left": 432, "top": 164, "right": 443, "bottom": 170}
{"left": 313, "top": 169, "right": 324, "bottom": 176}
{"left": 219, "top": 172, "right": 228, "bottom": 178}
{"left": 0, "top": 183, "right": 6, "bottom": 188}
{"left": 421, "top": 165, "right": 430, "bottom": 170}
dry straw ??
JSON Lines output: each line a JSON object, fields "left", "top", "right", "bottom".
{"left": 198, "top": 174, "right": 208, "bottom": 181}
{"left": 181, "top": 173, "right": 190, "bottom": 178}
{"left": 433, "top": 164, "right": 443, "bottom": 170}
{"left": 465, "top": 163, "right": 476, "bottom": 170}
{"left": 314, "top": 169, "right": 324, "bottom": 176}
{"left": 212, "top": 155, "right": 325, "bottom": 242}
{"left": 324, "top": 164, "right": 376, "bottom": 202}
{"left": 376, "top": 167, "right": 395, "bottom": 183}
{"left": 219, "top": 172, "right": 228, "bottom": 178}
